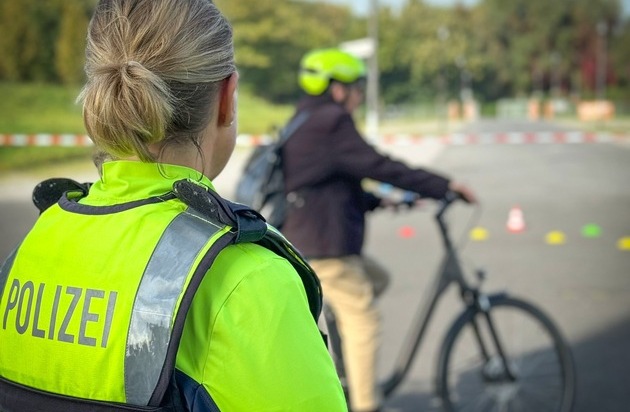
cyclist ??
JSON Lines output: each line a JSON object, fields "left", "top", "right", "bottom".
{"left": 0, "top": 2, "right": 346, "bottom": 411}
{"left": 281, "top": 48, "right": 476, "bottom": 412}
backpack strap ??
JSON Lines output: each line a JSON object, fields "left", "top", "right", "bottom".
{"left": 277, "top": 110, "right": 311, "bottom": 146}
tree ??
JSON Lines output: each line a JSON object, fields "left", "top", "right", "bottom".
{"left": 377, "top": 1, "right": 486, "bottom": 103}
{"left": 0, "top": 0, "right": 95, "bottom": 83}
{"left": 55, "top": 1, "right": 91, "bottom": 85}
{"left": 474, "top": 0, "right": 622, "bottom": 98}
{"left": 0, "top": 0, "right": 64, "bottom": 82}
{"left": 0, "top": 0, "right": 626, "bottom": 103}
{"left": 610, "top": 19, "right": 630, "bottom": 97}
{"left": 216, "top": 0, "right": 360, "bottom": 102}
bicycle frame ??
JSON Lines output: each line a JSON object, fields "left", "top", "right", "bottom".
{"left": 380, "top": 193, "right": 507, "bottom": 397}
{"left": 324, "top": 193, "right": 518, "bottom": 399}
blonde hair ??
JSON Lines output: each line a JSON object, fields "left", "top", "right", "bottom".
{"left": 78, "top": 0, "right": 235, "bottom": 162}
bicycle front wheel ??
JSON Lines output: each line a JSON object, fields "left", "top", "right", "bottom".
{"left": 437, "top": 295, "right": 575, "bottom": 412}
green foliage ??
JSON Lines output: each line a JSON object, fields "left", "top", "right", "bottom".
{"left": 378, "top": 2, "right": 484, "bottom": 102}
{"left": 235, "top": 85, "right": 294, "bottom": 134}
{"left": 610, "top": 20, "right": 630, "bottom": 98}
{"left": 474, "top": 0, "right": 623, "bottom": 99}
{"left": 0, "top": 0, "right": 61, "bottom": 82}
{"left": 0, "top": 0, "right": 94, "bottom": 84}
{"left": 55, "top": 2, "right": 91, "bottom": 85}
{"left": 216, "top": 0, "right": 362, "bottom": 101}
{"left": 0, "top": 0, "right": 628, "bottom": 106}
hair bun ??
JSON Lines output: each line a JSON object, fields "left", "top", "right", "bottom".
{"left": 89, "top": 60, "right": 148, "bottom": 78}
{"left": 80, "top": 0, "right": 234, "bottom": 163}
{"left": 121, "top": 60, "right": 146, "bottom": 76}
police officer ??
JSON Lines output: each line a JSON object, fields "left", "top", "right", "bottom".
{"left": 0, "top": 2, "right": 346, "bottom": 411}
{"left": 281, "top": 48, "right": 476, "bottom": 412}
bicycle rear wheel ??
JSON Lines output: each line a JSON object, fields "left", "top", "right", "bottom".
{"left": 437, "top": 295, "right": 575, "bottom": 412}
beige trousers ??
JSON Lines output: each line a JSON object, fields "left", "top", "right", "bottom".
{"left": 310, "top": 255, "right": 390, "bottom": 412}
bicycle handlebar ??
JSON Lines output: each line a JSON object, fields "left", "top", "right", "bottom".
{"left": 386, "top": 189, "right": 473, "bottom": 252}
{"left": 436, "top": 190, "right": 463, "bottom": 221}
{"left": 386, "top": 190, "right": 463, "bottom": 216}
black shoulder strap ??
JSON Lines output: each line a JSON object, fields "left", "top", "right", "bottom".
{"left": 277, "top": 110, "right": 311, "bottom": 146}
{"left": 32, "top": 178, "right": 91, "bottom": 214}
{"left": 172, "top": 179, "right": 267, "bottom": 244}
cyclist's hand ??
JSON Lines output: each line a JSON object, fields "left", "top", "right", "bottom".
{"left": 448, "top": 182, "right": 477, "bottom": 204}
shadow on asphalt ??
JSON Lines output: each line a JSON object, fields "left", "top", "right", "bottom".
{"left": 382, "top": 316, "right": 630, "bottom": 412}
{"left": 571, "top": 316, "right": 630, "bottom": 412}
{"left": 0, "top": 200, "right": 39, "bottom": 258}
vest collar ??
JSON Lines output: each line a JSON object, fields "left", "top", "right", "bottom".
{"left": 85, "top": 161, "right": 215, "bottom": 205}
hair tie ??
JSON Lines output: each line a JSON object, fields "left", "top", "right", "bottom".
{"left": 122, "top": 60, "right": 142, "bottom": 75}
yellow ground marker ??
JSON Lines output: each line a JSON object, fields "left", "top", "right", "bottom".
{"left": 545, "top": 231, "right": 566, "bottom": 245}
{"left": 469, "top": 227, "right": 489, "bottom": 241}
{"left": 618, "top": 237, "right": 630, "bottom": 251}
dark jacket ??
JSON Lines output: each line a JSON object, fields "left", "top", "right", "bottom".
{"left": 281, "top": 94, "right": 450, "bottom": 258}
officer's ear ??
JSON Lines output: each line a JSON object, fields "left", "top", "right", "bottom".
{"left": 218, "top": 72, "right": 239, "bottom": 128}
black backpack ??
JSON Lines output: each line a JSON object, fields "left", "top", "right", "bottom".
{"left": 234, "top": 111, "right": 310, "bottom": 228}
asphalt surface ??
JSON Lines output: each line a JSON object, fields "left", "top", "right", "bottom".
{"left": 0, "top": 119, "right": 629, "bottom": 411}
{"left": 370, "top": 120, "right": 630, "bottom": 412}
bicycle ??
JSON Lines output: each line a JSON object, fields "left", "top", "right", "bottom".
{"left": 323, "top": 191, "right": 576, "bottom": 412}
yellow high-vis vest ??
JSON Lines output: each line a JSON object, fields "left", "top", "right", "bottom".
{"left": 0, "top": 176, "right": 323, "bottom": 412}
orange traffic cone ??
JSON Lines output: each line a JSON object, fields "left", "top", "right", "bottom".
{"left": 507, "top": 205, "right": 526, "bottom": 233}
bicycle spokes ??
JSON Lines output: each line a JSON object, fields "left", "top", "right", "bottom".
{"left": 438, "top": 296, "right": 575, "bottom": 412}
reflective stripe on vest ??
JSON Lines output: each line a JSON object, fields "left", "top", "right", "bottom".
{"left": 126, "top": 208, "right": 224, "bottom": 405}
{"left": 0, "top": 202, "right": 229, "bottom": 407}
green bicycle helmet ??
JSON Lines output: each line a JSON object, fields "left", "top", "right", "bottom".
{"left": 298, "top": 48, "right": 367, "bottom": 95}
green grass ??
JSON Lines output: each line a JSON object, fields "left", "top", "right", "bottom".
{"left": 0, "top": 82, "right": 294, "bottom": 171}
{"left": 0, "top": 82, "right": 294, "bottom": 135}
{"left": 236, "top": 86, "right": 294, "bottom": 134}
{"left": 0, "top": 83, "right": 91, "bottom": 171}
{"left": 0, "top": 146, "right": 94, "bottom": 172}
{"left": 0, "top": 83, "right": 85, "bottom": 134}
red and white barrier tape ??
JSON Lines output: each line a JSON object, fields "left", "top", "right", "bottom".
{"left": 239, "top": 131, "right": 624, "bottom": 146}
{"left": 438, "top": 131, "right": 619, "bottom": 145}
{"left": 0, "top": 134, "right": 93, "bottom": 147}
{"left": 0, "top": 131, "right": 625, "bottom": 147}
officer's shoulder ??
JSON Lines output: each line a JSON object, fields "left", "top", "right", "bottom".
{"left": 212, "top": 243, "right": 301, "bottom": 293}
{"left": 223, "top": 241, "right": 292, "bottom": 268}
